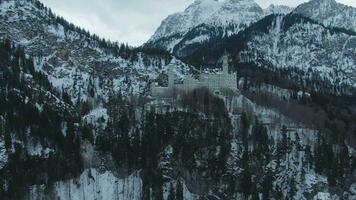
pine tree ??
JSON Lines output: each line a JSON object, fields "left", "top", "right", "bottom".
{"left": 167, "top": 183, "right": 175, "bottom": 200}
{"left": 241, "top": 150, "right": 252, "bottom": 199}
{"left": 251, "top": 185, "right": 259, "bottom": 200}
{"left": 240, "top": 112, "right": 250, "bottom": 151}
{"left": 176, "top": 179, "right": 184, "bottom": 200}
{"left": 262, "top": 170, "right": 273, "bottom": 200}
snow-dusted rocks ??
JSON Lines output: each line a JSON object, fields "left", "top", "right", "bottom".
{"left": 145, "top": 0, "right": 264, "bottom": 57}
{"left": 313, "top": 192, "right": 331, "bottom": 200}
{"left": 83, "top": 107, "right": 109, "bottom": 130}
{"left": 239, "top": 14, "right": 356, "bottom": 91}
{"left": 350, "top": 183, "right": 356, "bottom": 195}
{"left": 0, "top": 138, "right": 7, "bottom": 170}
{"left": 28, "top": 169, "right": 143, "bottom": 200}
{"left": 0, "top": 0, "right": 192, "bottom": 102}
{"left": 293, "top": 0, "right": 356, "bottom": 32}
{"left": 145, "top": 0, "right": 297, "bottom": 58}
{"left": 264, "top": 4, "right": 293, "bottom": 16}
{"left": 1, "top": 0, "right": 355, "bottom": 199}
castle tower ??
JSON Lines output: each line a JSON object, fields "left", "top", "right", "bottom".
{"left": 168, "top": 65, "right": 175, "bottom": 88}
{"left": 222, "top": 53, "right": 229, "bottom": 74}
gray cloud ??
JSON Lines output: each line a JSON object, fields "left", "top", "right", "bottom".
{"left": 40, "top": 0, "right": 356, "bottom": 46}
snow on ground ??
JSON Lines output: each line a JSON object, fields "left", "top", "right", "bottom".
{"left": 350, "top": 183, "right": 356, "bottom": 195}
{"left": 184, "top": 35, "right": 210, "bottom": 46}
{"left": 183, "top": 181, "right": 200, "bottom": 200}
{"left": 47, "top": 25, "right": 66, "bottom": 40}
{"left": 26, "top": 141, "right": 53, "bottom": 159}
{"left": 162, "top": 179, "right": 200, "bottom": 200}
{"left": 0, "top": 138, "right": 8, "bottom": 170}
{"left": 313, "top": 192, "right": 331, "bottom": 200}
{"left": 83, "top": 107, "right": 109, "bottom": 130}
{"left": 28, "top": 169, "right": 142, "bottom": 200}
{"left": 0, "top": 0, "right": 15, "bottom": 15}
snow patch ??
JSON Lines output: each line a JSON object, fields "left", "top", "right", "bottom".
{"left": 83, "top": 108, "right": 109, "bottom": 130}
{"left": 28, "top": 169, "right": 142, "bottom": 200}
{"left": 0, "top": 138, "right": 8, "bottom": 169}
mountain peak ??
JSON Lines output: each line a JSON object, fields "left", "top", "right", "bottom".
{"left": 316, "top": 0, "right": 336, "bottom": 3}
{"left": 264, "top": 4, "right": 293, "bottom": 16}
{"left": 145, "top": 0, "right": 263, "bottom": 55}
{"left": 293, "top": 0, "right": 356, "bottom": 31}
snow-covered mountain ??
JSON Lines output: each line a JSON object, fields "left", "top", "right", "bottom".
{"left": 0, "top": 0, "right": 192, "bottom": 103}
{"left": 264, "top": 4, "right": 293, "bottom": 16}
{"left": 183, "top": 12, "right": 356, "bottom": 94}
{"left": 0, "top": 0, "right": 355, "bottom": 200}
{"left": 239, "top": 14, "right": 356, "bottom": 92}
{"left": 293, "top": 0, "right": 356, "bottom": 32}
{"left": 145, "top": 0, "right": 295, "bottom": 58}
{"left": 145, "top": 0, "right": 264, "bottom": 57}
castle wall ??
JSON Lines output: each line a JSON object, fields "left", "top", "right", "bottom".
{"left": 151, "top": 55, "right": 237, "bottom": 97}
{"left": 151, "top": 84, "right": 170, "bottom": 97}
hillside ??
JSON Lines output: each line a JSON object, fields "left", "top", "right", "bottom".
{"left": 293, "top": 0, "right": 356, "bottom": 32}
{"left": 0, "top": 0, "right": 192, "bottom": 102}
{"left": 0, "top": 0, "right": 355, "bottom": 199}
{"left": 145, "top": 0, "right": 265, "bottom": 58}
{"left": 184, "top": 13, "right": 356, "bottom": 95}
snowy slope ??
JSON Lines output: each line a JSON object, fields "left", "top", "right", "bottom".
{"left": 293, "top": 0, "right": 356, "bottom": 32}
{"left": 28, "top": 169, "right": 142, "bottom": 200}
{"left": 264, "top": 4, "right": 293, "bottom": 16}
{"left": 145, "top": 0, "right": 296, "bottom": 58}
{"left": 145, "top": 0, "right": 264, "bottom": 57}
{"left": 0, "top": 0, "right": 192, "bottom": 103}
{"left": 28, "top": 168, "right": 201, "bottom": 200}
{"left": 147, "top": 0, "right": 263, "bottom": 44}
{"left": 0, "top": 138, "right": 7, "bottom": 170}
{"left": 239, "top": 14, "right": 356, "bottom": 90}
{"left": 1, "top": 0, "right": 355, "bottom": 199}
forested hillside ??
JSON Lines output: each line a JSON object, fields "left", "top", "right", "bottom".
{"left": 0, "top": 0, "right": 355, "bottom": 199}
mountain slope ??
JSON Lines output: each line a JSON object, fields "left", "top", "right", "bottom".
{"left": 264, "top": 4, "right": 293, "bottom": 16}
{"left": 145, "top": 0, "right": 295, "bottom": 58}
{"left": 0, "top": 0, "right": 355, "bottom": 200}
{"left": 0, "top": 0, "right": 192, "bottom": 103}
{"left": 239, "top": 14, "right": 356, "bottom": 92}
{"left": 293, "top": 0, "right": 356, "bottom": 32}
{"left": 144, "top": 0, "right": 264, "bottom": 57}
{"left": 0, "top": 38, "right": 84, "bottom": 199}
{"left": 184, "top": 13, "right": 356, "bottom": 94}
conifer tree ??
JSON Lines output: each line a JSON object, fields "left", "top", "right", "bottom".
{"left": 167, "top": 183, "right": 176, "bottom": 200}
{"left": 176, "top": 179, "right": 184, "bottom": 200}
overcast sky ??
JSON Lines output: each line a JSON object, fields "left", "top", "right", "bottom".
{"left": 40, "top": 0, "right": 356, "bottom": 47}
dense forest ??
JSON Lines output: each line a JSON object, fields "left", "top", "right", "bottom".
{"left": 0, "top": 39, "right": 83, "bottom": 199}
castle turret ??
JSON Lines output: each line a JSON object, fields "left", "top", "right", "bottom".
{"left": 222, "top": 53, "right": 229, "bottom": 74}
{"left": 168, "top": 65, "right": 175, "bottom": 88}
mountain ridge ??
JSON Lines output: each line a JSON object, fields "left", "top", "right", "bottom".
{"left": 0, "top": 0, "right": 193, "bottom": 102}
{"left": 144, "top": 0, "right": 266, "bottom": 57}
{"left": 0, "top": 0, "right": 355, "bottom": 200}
{"left": 183, "top": 13, "right": 356, "bottom": 94}
{"left": 293, "top": 0, "right": 356, "bottom": 32}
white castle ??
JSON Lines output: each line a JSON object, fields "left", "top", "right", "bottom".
{"left": 151, "top": 54, "right": 238, "bottom": 97}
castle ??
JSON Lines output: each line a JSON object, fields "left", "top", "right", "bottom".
{"left": 151, "top": 54, "right": 237, "bottom": 97}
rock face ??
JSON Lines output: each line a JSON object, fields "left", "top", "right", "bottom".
{"left": 264, "top": 4, "right": 293, "bottom": 16}
{"left": 0, "top": 0, "right": 192, "bottom": 102}
{"left": 0, "top": 0, "right": 355, "bottom": 200}
{"left": 145, "top": 0, "right": 265, "bottom": 57}
{"left": 239, "top": 14, "right": 356, "bottom": 92}
{"left": 145, "top": 0, "right": 296, "bottom": 58}
{"left": 182, "top": 12, "right": 356, "bottom": 94}
{"left": 27, "top": 169, "right": 143, "bottom": 200}
{"left": 0, "top": 138, "right": 7, "bottom": 170}
{"left": 293, "top": 0, "right": 356, "bottom": 32}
